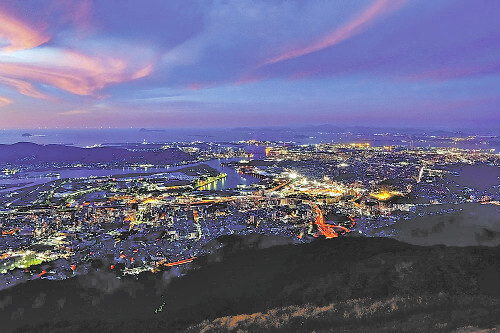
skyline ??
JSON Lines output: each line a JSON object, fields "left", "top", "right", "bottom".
{"left": 0, "top": 0, "right": 499, "bottom": 129}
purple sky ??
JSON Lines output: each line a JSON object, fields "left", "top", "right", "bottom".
{"left": 0, "top": 0, "right": 498, "bottom": 129}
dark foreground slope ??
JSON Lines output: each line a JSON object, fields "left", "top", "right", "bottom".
{"left": 185, "top": 294, "right": 500, "bottom": 332}
{"left": 1, "top": 236, "right": 499, "bottom": 332}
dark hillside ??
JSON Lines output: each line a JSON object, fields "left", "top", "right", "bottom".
{"left": 1, "top": 236, "right": 498, "bottom": 332}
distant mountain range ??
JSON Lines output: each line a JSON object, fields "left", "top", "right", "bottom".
{"left": 0, "top": 142, "right": 192, "bottom": 165}
{"left": 232, "top": 124, "right": 500, "bottom": 136}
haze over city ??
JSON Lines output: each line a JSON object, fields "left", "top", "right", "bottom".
{"left": 0, "top": 0, "right": 499, "bottom": 129}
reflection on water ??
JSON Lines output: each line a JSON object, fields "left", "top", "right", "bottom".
{"left": 0, "top": 158, "right": 259, "bottom": 192}
{"left": 199, "top": 159, "right": 259, "bottom": 191}
{"left": 200, "top": 177, "right": 225, "bottom": 191}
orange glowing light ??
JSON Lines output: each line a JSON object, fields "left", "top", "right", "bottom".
{"left": 163, "top": 257, "right": 196, "bottom": 267}
{"left": 2, "top": 228, "right": 19, "bottom": 235}
{"left": 124, "top": 214, "right": 136, "bottom": 222}
{"left": 305, "top": 200, "right": 353, "bottom": 238}
{"left": 143, "top": 198, "right": 158, "bottom": 204}
{"left": 33, "top": 270, "right": 47, "bottom": 279}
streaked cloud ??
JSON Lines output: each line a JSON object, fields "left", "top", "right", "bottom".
{"left": 0, "top": 77, "right": 53, "bottom": 100}
{"left": 58, "top": 109, "right": 91, "bottom": 116}
{"left": 261, "top": 0, "right": 407, "bottom": 66}
{"left": 0, "top": 0, "right": 498, "bottom": 129}
{"left": 0, "top": 96, "right": 13, "bottom": 107}
{"left": 0, "top": 2, "right": 154, "bottom": 101}
{"left": 409, "top": 63, "right": 500, "bottom": 82}
{"left": 0, "top": 8, "right": 49, "bottom": 52}
{"left": 0, "top": 48, "right": 154, "bottom": 98}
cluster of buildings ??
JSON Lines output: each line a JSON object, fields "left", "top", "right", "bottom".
{"left": 0, "top": 139, "right": 498, "bottom": 289}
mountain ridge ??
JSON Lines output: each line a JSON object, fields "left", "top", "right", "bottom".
{"left": 1, "top": 235, "right": 498, "bottom": 332}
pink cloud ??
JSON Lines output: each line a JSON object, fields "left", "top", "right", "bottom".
{"left": 131, "top": 64, "right": 154, "bottom": 80}
{"left": 261, "top": 0, "right": 407, "bottom": 66}
{"left": 0, "top": 8, "right": 50, "bottom": 52}
{"left": 0, "top": 96, "right": 13, "bottom": 107}
{"left": 0, "top": 77, "right": 53, "bottom": 100}
{"left": 0, "top": 50, "right": 154, "bottom": 98}
{"left": 189, "top": 83, "right": 202, "bottom": 91}
{"left": 407, "top": 63, "right": 500, "bottom": 82}
{"left": 58, "top": 109, "right": 91, "bottom": 116}
{"left": 0, "top": 3, "right": 153, "bottom": 100}
{"left": 186, "top": 82, "right": 217, "bottom": 90}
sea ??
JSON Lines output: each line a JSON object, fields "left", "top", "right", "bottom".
{"left": 0, "top": 128, "right": 305, "bottom": 147}
{"left": 0, "top": 127, "right": 499, "bottom": 150}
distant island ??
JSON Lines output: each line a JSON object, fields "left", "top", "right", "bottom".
{"left": 139, "top": 128, "right": 166, "bottom": 132}
{"left": 21, "top": 133, "right": 32, "bottom": 137}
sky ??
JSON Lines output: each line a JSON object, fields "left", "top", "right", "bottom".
{"left": 0, "top": 0, "right": 498, "bottom": 130}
